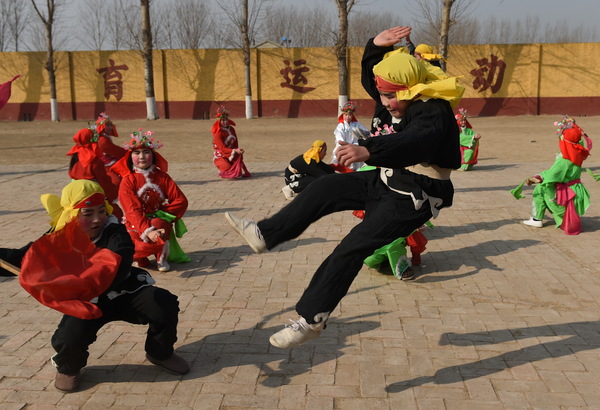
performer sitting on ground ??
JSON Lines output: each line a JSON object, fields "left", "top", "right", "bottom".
{"left": 93, "top": 112, "right": 126, "bottom": 186}
{"left": 455, "top": 108, "right": 481, "bottom": 171}
{"left": 14, "top": 179, "right": 188, "bottom": 392}
{"left": 330, "top": 101, "right": 370, "bottom": 171}
{"left": 112, "top": 129, "right": 189, "bottom": 272}
{"left": 282, "top": 140, "right": 335, "bottom": 200}
{"left": 67, "top": 128, "right": 123, "bottom": 219}
{"left": 514, "top": 116, "right": 591, "bottom": 235}
{"left": 212, "top": 106, "right": 251, "bottom": 179}
{"left": 225, "top": 25, "right": 464, "bottom": 349}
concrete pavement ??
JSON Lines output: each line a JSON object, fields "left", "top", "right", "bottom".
{"left": 1, "top": 154, "right": 600, "bottom": 409}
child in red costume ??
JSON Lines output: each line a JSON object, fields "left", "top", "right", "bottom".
{"left": 93, "top": 112, "right": 126, "bottom": 186}
{"left": 112, "top": 129, "right": 188, "bottom": 272}
{"left": 67, "top": 128, "right": 123, "bottom": 219}
{"left": 212, "top": 106, "right": 251, "bottom": 179}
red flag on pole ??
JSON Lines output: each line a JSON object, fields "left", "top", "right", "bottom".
{"left": 0, "top": 74, "right": 21, "bottom": 110}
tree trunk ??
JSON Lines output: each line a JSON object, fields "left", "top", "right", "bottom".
{"left": 335, "top": 0, "right": 350, "bottom": 115}
{"left": 242, "top": 0, "right": 253, "bottom": 119}
{"left": 141, "top": 0, "right": 158, "bottom": 120}
{"left": 45, "top": 27, "right": 59, "bottom": 121}
{"left": 439, "top": 0, "right": 454, "bottom": 72}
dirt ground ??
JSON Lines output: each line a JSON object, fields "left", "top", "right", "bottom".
{"left": 1, "top": 114, "right": 599, "bottom": 166}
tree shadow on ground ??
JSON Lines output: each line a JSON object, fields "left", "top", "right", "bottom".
{"left": 411, "top": 238, "right": 540, "bottom": 283}
{"left": 386, "top": 320, "right": 600, "bottom": 393}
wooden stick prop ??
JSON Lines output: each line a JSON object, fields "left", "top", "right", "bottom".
{"left": 0, "top": 258, "right": 20, "bottom": 276}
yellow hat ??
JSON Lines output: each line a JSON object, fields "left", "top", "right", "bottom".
{"left": 41, "top": 180, "right": 113, "bottom": 232}
{"left": 303, "top": 140, "right": 326, "bottom": 164}
{"left": 372, "top": 52, "right": 464, "bottom": 108}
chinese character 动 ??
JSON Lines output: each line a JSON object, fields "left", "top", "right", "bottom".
{"left": 97, "top": 59, "right": 129, "bottom": 101}
{"left": 280, "top": 59, "right": 315, "bottom": 93}
{"left": 470, "top": 55, "right": 506, "bottom": 94}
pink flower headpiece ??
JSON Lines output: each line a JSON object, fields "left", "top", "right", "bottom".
{"left": 123, "top": 129, "right": 163, "bottom": 150}
{"left": 215, "top": 106, "right": 230, "bottom": 119}
{"left": 97, "top": 112, "right": 111, "bottom": 125}
{"left": 554, "top": 115, "right": 576, "bottom": 136}
{"left": 455, "top": 107, "right": 468, "bottom": 121}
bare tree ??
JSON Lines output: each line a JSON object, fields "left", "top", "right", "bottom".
{"left": 77, "top": 0, "right": 110, "bottom": 50}
{"left": 240, "top": 0, "right": 253, "bottom": 118}
{"left": 140, "top": 0, "right": 158, "bottom": 119}
{"left": 438, "top": 0, "right": 453, "bottom": 71}
{"left": 215, "top": 0, "right": 272, "bottom": 119}
{"left": 30, "top": 0, "right": 60, "bottom": 121}
{"left": 0, "top": 0, "right": 9, "bottom": 51}
{"left": 262, "top": 5, "right": 335, "bottom": 47}
{"left": 0, "top": 0, "right": 29, "bottom": 52}
{"left": 175, "top": 0, "right": 211, "bottom": 49}
{"left": 332, "top": 0, "right": 355, "bottom": 113}
{"left": 409, "top": 0, "right": 476, "bottom": 69}
{"left": 347, "top": 11, "right": 401, "bottom": 47}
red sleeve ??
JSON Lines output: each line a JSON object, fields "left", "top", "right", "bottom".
{"left": 91, "top": 159, "right": 119, "bottom": 202}
{"left": 160, "top": 172, "right": 188, "bottom": 219}
{"left": 213, "top": 130, "right": 234, "bottom": 157}
{"left": 118, "top": 174, "right": 152, "bottom": 233}
{"left": 98, "top": 136, "right": 127, "bottom": 160}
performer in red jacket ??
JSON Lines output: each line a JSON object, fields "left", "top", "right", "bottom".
{"left": 212, "top": 106, "right": 251, "bottom": 179}
{"left": 112, "top": 129, "right": 188, "bottom": 272}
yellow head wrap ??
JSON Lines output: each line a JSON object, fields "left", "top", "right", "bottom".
{"left": 373, "top": 52, "right": 464, "bottom": 108}
{"left": 40, "top": 180, "right": 113, "bottom": 232}
{"left": 303, "top": 140, "right": 326, "bottom": 164}
{"left": 415, "top": 44, "right": 446, "bottom": 62}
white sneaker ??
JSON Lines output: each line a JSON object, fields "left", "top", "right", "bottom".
{"left": 157, "top": 259, "right": 170, "bottom": 272}
{"left": 224, "top": 212, "right": 267, "bottom": 253}
{"left": 522, "top": 217, "right": 543, "bottom": 228}
{"left": 282, "top": 185, "right": 295, "bottom": 200}
{"left": 269, "top": 317, "right": 325, "bottom": 348}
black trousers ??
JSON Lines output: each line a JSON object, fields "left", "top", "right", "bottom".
{"left": 51, "top": 286, "right": 179, "bottom": 375}
{"left": 258, "top": 170, "right": 442, "bottom": 324}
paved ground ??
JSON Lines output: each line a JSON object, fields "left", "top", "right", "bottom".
{"left": 2, "top": 116, "right": 600, "bottom": 409}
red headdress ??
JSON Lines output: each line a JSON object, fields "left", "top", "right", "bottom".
{"left": 111, "top": 128, "right": 168, "bottom": 177}
{"left": 95, "top": 112, "right": 119, "bottom": 138}
{"left": 554, "top": 116, "right": 589, "bottom": 166}
{"left": 66, "top": 128, "right": 103, "bottom": 167}
{"left": 212, "top": 105, "right": 236, "bottom": 134}
{"left": 338, "top": 100, "right": 358, "bottom": 123}
{"left": 455, "top": 108, "right": 473, "bottom": 129}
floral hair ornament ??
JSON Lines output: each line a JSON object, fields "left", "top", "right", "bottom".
{"left": 455, "top": 107, "right": 468, "bottom": 121}
{"left": 454, "top": 107, "right": 472, "bottom": 129}
{"left": 554, "top": 115, "right": 576, "bottom": 136}
{"left": 340, "top": 101, "right": 357, "bottom": 113}
{"left": 112, "top": 129, "right": 168, "bottom": 176}
{"left": 338, "top": 101, "right": 358, "bottom": 123}
{"left": 215, "top": 105, "right": 230, "bottom": 119}
{"left": 212, "top": 106, "right": 236, "bottom": 133}
{"left": 123, "top": 128, "right": 163, "bottom": 151}
{"left": 95, "top": 112, "right": 119, "bottom": 138}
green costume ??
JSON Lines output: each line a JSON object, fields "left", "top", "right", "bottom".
{"left": 531, "top": 155, "right": 590, "bottom": 228}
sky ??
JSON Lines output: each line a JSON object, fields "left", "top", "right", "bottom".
{"left": 295, "top": 0, "right": 599, "bottom": 32}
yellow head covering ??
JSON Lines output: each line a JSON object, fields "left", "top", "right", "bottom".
{"left": 40, "top": 180, "right": 113, "bottom": 232}
{"left": 415, "top": 44, "right": 446, "bottom": 62}
{"left": 303, "top": 140, "right": 326, "bottom": 164}
{"left": 373, "top": 52, "right": 464, "bottom": 108}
